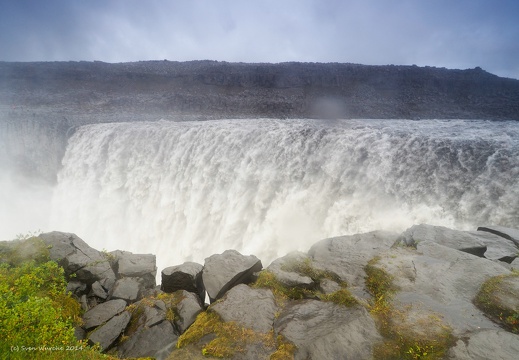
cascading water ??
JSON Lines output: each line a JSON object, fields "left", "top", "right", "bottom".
{"left": 49, "top": 119, "right": 519, "bottom": 273}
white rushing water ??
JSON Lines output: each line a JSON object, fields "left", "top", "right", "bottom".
{"left": 47, "top": 118, "right": 518, "bottom": 272}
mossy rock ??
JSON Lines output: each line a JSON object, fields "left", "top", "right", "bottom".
{"left": 475, "top": 272, "right": 519, "bottom": 333}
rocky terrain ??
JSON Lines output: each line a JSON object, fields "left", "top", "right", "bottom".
{"left": 2, "top": 224, "right": 519, "bottom": 359}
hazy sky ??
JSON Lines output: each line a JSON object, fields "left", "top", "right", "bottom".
{"left": 1, "top": 0, "right": 518, "bottom": 79}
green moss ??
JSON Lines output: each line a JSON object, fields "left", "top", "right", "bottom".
{"left": 365, "top": 256, "right": 455, "bottom": 360}
{"left": 474, "top": 272, "right": 519, "bottom": 333}
{"left": 0, "top": 260, "right": 114, "bottom": 360}
{"left": 321, "top": 288, "right": 358, "bottom": 307}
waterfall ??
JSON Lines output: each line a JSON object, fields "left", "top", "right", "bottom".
{"left": 49, "top": 119, "right": 519, "bottom": 272}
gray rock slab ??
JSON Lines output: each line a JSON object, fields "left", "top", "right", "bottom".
{"left": 375, "top": 242, "right": 511, "bottom": 336}
{"left": 161, "top": 262, "right": 205, "bottom": 302}
{"left": 478, "top": 225, "right": 519, "bottom": 247}
{"left": 448, "top": 330, "right": 519, "bottom": 360}
{"left": 118, "top": 320, "right": 177, "bottom": 360}
{"left": 111, "top": 277, "right": 142, "bottom": 303}
{"left": 202, "top": 250, "right": 262, "bottom": 303}
{"left": 82, "top": 299, "right": 127, "bottom": 330}
{"left": 88, "top": 311, "right": 131, "bottom": 351}
{"left": 111, "top": 250, "right": 157, "bottom": 289}
{"left": 466, "top": 230, "right": 518, "bottom": 262}
{"left": 175, "top": 290, "right": 203, "bottom": 334}
{"left": 308, "top": 230, "right": 398, "bottom": 288}
{"left": 275, "top": 300, "right": 381, "bottom": 360}
{"left": 39, "top": 231, "right": 115, "bottom": 283}
{"left": 399, "top": 224, "right": 487, "bottom": 257}
{"left": 266, "top": 252, "right": 315, "bottom": 288}
{"left": 211, "top": 284, "right": 277, "bottom": 334}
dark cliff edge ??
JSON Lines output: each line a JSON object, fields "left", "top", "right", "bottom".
{"left": 1, "top": 61, "right": 518, "bottom": 183}
{"left": 1, "top": 60, "right": 519, "bottom": 122}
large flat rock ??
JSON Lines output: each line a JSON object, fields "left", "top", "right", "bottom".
{"left": 308, "top": 230, "right": 398, "bottom": 288}
{"left": 211, "top": 284, "right": 278, "bottom": 334}
{"left": 274, "top": 300, "right": 381, "bottom": 360}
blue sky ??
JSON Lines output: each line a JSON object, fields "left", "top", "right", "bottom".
{"left": 1, "top": 0, "right": 518, "bottom": 79}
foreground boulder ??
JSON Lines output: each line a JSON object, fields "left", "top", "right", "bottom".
{"left": 211, "top": 284, "right": 278, "bottom": 334}
{"left": 39, "top": 231, "right": 116, "bottom": 283}
{"left": 308, "top": 230, "right": 398, "bottom": 292}
{"left": 110, "top": 250, "right": 157, "bottom": 289}
{"left": 161, "top": 261, "right": 205, "bottom": 303}
{"left": 202, "top": 250, "right": 263, "bottom": 303}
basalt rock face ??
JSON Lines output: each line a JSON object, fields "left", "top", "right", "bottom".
{"left": 1, "top": 61, "right": 518, "bottom": 122}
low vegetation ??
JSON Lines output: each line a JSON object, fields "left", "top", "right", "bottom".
{"left": 0, "top": 237, "right": 118, "bottom": 360}
{"left": 365, "top": 256, "right": 455, "bottom": 360}
{"left": 474, "top": 270, "right": 519, "bottom": 333}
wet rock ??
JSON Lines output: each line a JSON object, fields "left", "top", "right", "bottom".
{"left": 90, "top": 281, "right": 108, "bottom": 299}
{"left": 274, "top": 300, "right": 381, "bottom": 360}
{"left": 88, "top": 311, "right": 131, "bottom": 351}
{"left": 161, "top": 262, "right": 205, "bottom": 302}
{"left": 82, "top": 299, "right": 127, "bottom": 330}
{"left": 111, "top": 277, "right": 142, "bottom": 303}
{"left": 202, "top": 250, "right": 262, "bottom": 303}
{"left": 118, "top": 320, "right": 177, "bottom": 360}
{"left": 211, "top": 284, "right": 278, "bottom": 334}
